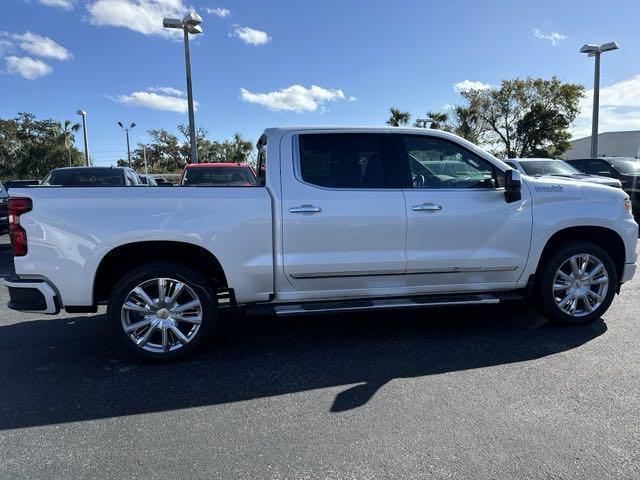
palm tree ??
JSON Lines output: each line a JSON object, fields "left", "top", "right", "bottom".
{"left": 426, "top": 111, "right": 449, "bottom": 130}
{"left": 386, "top": 108, "right": 410, "bottom": 127}
{"left": 58, "top": 120, "right": 80, "bottom": 166}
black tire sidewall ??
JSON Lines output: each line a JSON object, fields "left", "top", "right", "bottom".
{"left": 536, "top": 242, "right": 617, "bottom": 324}
{"left": 107, "top": 262, "right": 218, "bottom": 362}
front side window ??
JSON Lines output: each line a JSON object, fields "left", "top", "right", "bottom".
{"left": 404, "top": 136, "right": 496, "bottom": 189}
{"left": 299, "top": 134, "right": 386, "bottom": 189}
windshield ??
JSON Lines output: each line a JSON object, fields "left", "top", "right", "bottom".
{"left": 43, "top": 169, "right": 125, "bottom": 186}
{"left": 608, "top": 158, "right": 640, "bottom": 175}
{"left": 182, "top": 166, "right": 257, "bottom": 186}
{"left": 518, "top": 160, "right": 579, "bottom": 176}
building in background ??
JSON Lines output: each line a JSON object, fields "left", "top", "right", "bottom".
{"left": 566, "top": 130, "right": 640, "bottom": 159}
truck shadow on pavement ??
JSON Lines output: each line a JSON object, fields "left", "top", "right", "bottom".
{"left": 0, "top": 304, "right": 606, "bottom": 430}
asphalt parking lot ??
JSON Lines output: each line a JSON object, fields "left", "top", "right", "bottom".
{"left": 0, "top": 235, "right": 639, "bottom": 479}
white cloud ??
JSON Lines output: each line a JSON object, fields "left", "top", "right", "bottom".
{"left": 207, "top": 7, "right": 230, "bottom": 17}
{"left": 115, "top": 87, "right": 195, "bottom": 113}
{"left": 572, "top": 74, "right": 640, "bottom": 138}
{"left": 5, "top": 56, "right": 53, "bottom": 80}
{"left": 88, "top": 0, "right": 188, "bottom": 38}
{"left": 533, "top": 28, "right": 567, "bottom": 46}
{"left": 5, "top": 32, "right": 72, "bottom": 61}
{"left": 453, "top": 80, "right": 491, "bottom": 93}
{"left": 148, "top": 86, "right": 185, "bottom": 96}
{"left": 231, "top": 26, "right": 271, "bottom": 45}
{"left": 38, "top": 0, "right": 74, "bottom": 9}
{"left": 240, "top": 84, "right": 347, "bottom": 112}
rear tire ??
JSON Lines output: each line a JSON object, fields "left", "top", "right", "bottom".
{"left": 108, "top": 262, "right": 218, "bottom": 362}
{"left": 535, "top": 242, "right": 617, "bottom": 324}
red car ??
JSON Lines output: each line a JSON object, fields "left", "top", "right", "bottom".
{"left": 180, "top": 163, "right": 257, "bottom": 187}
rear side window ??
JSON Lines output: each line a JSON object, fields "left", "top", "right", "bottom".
{"left": 299, "top": 134, "right": 387, "bottom": 188}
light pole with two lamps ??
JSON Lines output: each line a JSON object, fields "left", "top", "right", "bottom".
{"left": 118, "top": 122, "right": 136, "bottom": 166}
{"left": 163, "top": 12, "right": 203, "bottom": 164}
{"left": 580, "top": 42, "right": 619, "bottom": 158}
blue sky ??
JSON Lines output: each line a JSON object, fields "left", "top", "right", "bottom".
{"left": 2, "top": 0, "right": 639, "bottom": 165}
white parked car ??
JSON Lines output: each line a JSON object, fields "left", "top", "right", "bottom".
{"left": 4, "top": 127, "right": 638, "bottom": 361}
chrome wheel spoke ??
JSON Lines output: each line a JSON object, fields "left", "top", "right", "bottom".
{"left": 123, "top": 301, "right": 152, "bottom": 314}
{"left": 166, "top": 281, "right": 185, "bottom": 308}
{"left": 590, "top": 275, "right": 608, "bottom": 285}
{"left": 570, "top": 257, "right": 581, "bottom": 276}
{"left": 171, "top": 299, "right": 200, "bottom": 314}
{"left": 157, "top": 278, "right": 167, "bottom": 304}
{"left": 133, "top": 287, "right": 156, "bottom": 309}
{"left": 136, "top": 320, "right": 158, "bottom": 347}
{"left": 587, "top": 263, "right": 604, "bottom": 280}
{"left": 161, "top": 327, "right": 170, "bottom": 352}
{"left": 172, "top": 313, "right": 202, "bottom": 325}
{"left": 170, "top": 325, "right": 190, "bottom": 345}
{"left": 124, "top": 318, "right": 152, "bottom": 333}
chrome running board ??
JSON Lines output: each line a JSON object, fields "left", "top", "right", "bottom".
{"left": 272, "top": 292, "right": 519, "bottom": 317}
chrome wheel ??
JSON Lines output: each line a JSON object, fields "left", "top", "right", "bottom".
{"left": 121, "top": 277, "right": 203, "bottom": 353}
{"left": 552, "top": 254, "right": 609, "bottom": 317}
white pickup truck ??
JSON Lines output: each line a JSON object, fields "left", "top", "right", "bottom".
{"left": 5, "top": 127, "right": 638, "bottom": 361}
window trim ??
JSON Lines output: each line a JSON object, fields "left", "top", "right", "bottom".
{"left": 398, "top": 133, "right": 504, "bottom": 191}
{"left": 293, "top": 133, "right": 404, "bottom": 192}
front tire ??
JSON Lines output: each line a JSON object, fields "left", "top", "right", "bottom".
{"left": 535, "top": 242, "right": 617, "bottom": 324}
{"left": 108, "top": 262, "right": 218, "bottom": 362}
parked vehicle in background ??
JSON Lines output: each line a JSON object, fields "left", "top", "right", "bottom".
{"left": 4, "top": 127, "right": 638, "bottom": 362}
{"left": 180, "top": 163, "right": 257, "bottom": 187}
{"left": 565, "top": 157, "right": 640, "bottom": 216}
{"left": 42, "top": 167, "right": 142, "bottom": 187}
{"left": 139, "top": 174, "right": 158, "bottom": 186}
{"left": 155, "top": 178, "right": 174, "bottom": 187}
{"left": 4, "top": 180, "right": 40, "bottom": 190}
{"left": 505, "top": 158, "right": 622, "bottom": 188}
{"left": 0, "top": 182, "right": 7, "bottom": 235}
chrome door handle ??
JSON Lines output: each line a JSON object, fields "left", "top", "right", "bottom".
{"left": 289, "top": 205, "right": 322, "bottom": 214}
{"left": 412, "top": 203, "right": 442, "bottom": 212}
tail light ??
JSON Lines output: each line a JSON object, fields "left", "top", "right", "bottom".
{"left": 8, "top": 197, "right": 32, "bottom": 257}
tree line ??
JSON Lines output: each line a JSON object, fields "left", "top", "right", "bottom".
{"left": 386, "top": 77, "right": 585, "bottom": 159}
{"left": 116, "top": 125, "right": 254, "bottom": 174}
{"left": 0, "top": 113, "right": 85, "bottom": 181}
{"left": 0, "top": 113, "right": 255, "bottom": 181}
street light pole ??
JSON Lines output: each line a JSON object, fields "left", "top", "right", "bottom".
{"left": 590, "top": 52, "right": 601, "bottom": 160}
{"left": 183, "top": 28, "right": 198, "bottom": 164}
{"left": 118, "top": 122, "right": 136, "bottom": 167}
{"left": 580, "top": 42, "right": 619, "bottom": 158}
{"left": 163, "top": 12, "right": 203, "bottom": 164}
{"left": 76, "top": 110, "right": 90, "bottom": 166}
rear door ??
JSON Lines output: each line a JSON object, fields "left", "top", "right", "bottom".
{"left": 400, "top": 134, "right": 532, "bottom": 291}
{"left": 280, "top": 132, "right": 407, "bottom": 293}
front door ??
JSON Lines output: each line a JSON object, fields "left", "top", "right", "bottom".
{"left": 280, "top": 132, "right": 407, "bottom": 293}
{"left": 400, "top": 134, "right": 532, "bottom": 291}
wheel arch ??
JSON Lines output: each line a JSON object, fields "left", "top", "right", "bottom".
{"left": 535, "top": 226, "right": 626, "bottom": 282}
{"left": 93, "top": 241, "right": 228, "bottom": 305}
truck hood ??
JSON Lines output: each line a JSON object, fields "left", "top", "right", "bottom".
{"left": 523, "top": 175, "right": 628, "bottom": 204}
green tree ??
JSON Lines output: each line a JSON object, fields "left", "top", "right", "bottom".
{"left": 426, "top": 111, "right": 449, "bottom": 130}
{"left": 386, "top": 108, "right": 410, "bottom": 127}
{"left": 58, "top": 120, "right": 81, "bottom": 167}
{"left": 447, "top": 106, "right": 485, "bottom": 144}
{"left": 459, "top": 77, "right": 584, "bottom": 158}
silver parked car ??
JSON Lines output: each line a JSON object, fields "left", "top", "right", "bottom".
{"left": 505, "top": 158, "right": 622, "bottom": 188}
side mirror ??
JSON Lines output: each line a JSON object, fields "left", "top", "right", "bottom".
{"left": 505, "top": 169, "right": 522, "bottom": 203}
